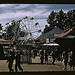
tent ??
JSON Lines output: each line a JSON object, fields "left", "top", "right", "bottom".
{"left": 57, "top": 27, "right": 74, "bottom": 38}
{"left": 36, "top": 28, "right": 64, "bottom": 40}
{"left": 54, "top": 27, "right": 75, "bottom": 49}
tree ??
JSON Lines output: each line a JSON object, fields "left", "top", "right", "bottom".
{"left": 47, "top": 9, "right": 67, "bottom": 30}
{"left": 43, "top": 25, "right": 50, "bottom": 33}
{"left": 47, "top": 11, "right": 56, "bottom": 28}
{"left": 56, "top": 9, "right": 67, "bottom": 30}
{"left": 5, "top": 20, "right": 27, "bottom": 45}
{"left": 0, "top": 24, "right": 3, "bottom": 38}
{"left": 6, "top": 20, "right": 16, "bottom": 40}
{"left": 44, "top": 11, "right": 57, "bottom": 33}
{"left": 45, "top": 9, "right": 75, "bottom": 33}
{"left": 0, "top": 24, "right": 2, "bottom": 30}
{"left": 66, "top": 9, "right": 75, "bottom": 29}
{"left": 5, "top": 20, "right": 21, "bottom": 41}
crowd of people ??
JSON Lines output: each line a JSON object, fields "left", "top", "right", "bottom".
{"left": 62, "top": 50, "right": 75, "bottom": 71}
{"left": 40, "top": 50, "right": 55, "bottom": 65}
{"left": 5, "top": 47, "right": 75, "bottom": 72}
{"left": 39, "top": 47, "right": 75, "bottom": 71}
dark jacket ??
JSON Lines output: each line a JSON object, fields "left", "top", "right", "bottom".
{"left": 15, "top": 54, "right": 21, "bottom": 64}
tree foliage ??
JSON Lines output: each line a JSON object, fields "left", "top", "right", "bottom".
{"left": 0, "top": 24, "right": 2, "bottom": 31}
{"left": 43, "top": 9, "right": 75, "bottom": 33}
{"left": 0, "top": 24, "right": 3, "bottom": 38}
{"left": 5, "top": 20, "right": 25, "bottom": 41}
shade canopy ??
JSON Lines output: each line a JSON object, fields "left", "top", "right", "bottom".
{"left": 36, "top": 28, "right": 64, "bottom": 40}
{"left": 54, "top": 27, "right": 75, "bottom": 49}
{"left": 0, "top": 39, "right": 13, "bottom": 45}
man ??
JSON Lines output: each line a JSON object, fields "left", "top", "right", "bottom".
{"left": 6, "top": 51, "right": 15, "bottom": 72}
{"left": 62, "top": 51, "right": 68, "bottom": 71}
{"left": 52, "top": 51, "right": 55, "bottom": 65}
{"left": 15, "top": 52, "right": 23, "bottom": 72}
{"left": 45, "top": 52, "right": 48, "bottom": 64}
{"left": 40, "top": 50, "right": 44, "bottom": 64}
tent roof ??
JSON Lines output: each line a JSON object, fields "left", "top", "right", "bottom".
{"left": 0, "top": 39, "right": 13, "bottom": 45}
{"left": 54, "top": 27, "right": 75, "bottom": 48}
{"left": 56, "top": 27, "right": 75, "bottom": 38}
{"left": 36, "top": 28, "right": 64, "bottom": 40}
{"left": 67, "top": 27, "right": 75, "bottom": 35}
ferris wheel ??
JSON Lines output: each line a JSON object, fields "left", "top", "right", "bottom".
{"left": 17, "top": 16, "right": 42, "bottom": 41}
{"left": 5, "top": 16, "right": 42, "bottom": 45}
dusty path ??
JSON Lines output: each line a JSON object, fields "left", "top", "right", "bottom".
{"left": 0, "top": 56, "right": 72, "bottom": 72}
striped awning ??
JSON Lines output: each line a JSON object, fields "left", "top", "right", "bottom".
{"left": 57, "top": 27, "right": 73, "bottom": 37}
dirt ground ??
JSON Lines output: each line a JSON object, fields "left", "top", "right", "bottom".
{"left": 0, "top": 56, "right": 74, "bottom": 72}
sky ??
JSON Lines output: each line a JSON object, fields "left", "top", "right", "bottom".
{"left": 0, "top": 4, "right": 75, "bottom": 31}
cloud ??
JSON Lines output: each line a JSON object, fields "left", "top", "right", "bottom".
{"left": 0, "top": 10, "right": 42, "bottom": 20}
{"left": 0, "top": 4, "right": 75, "bottom": 30}
{"left": 0, "top": 5, "right": 49, "bottom": 21}
{"left": 14, "top": 4, "right": 32, "bottom": 9}
{"left": 0, "top": 4, "right": 13, "bottom": 8}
